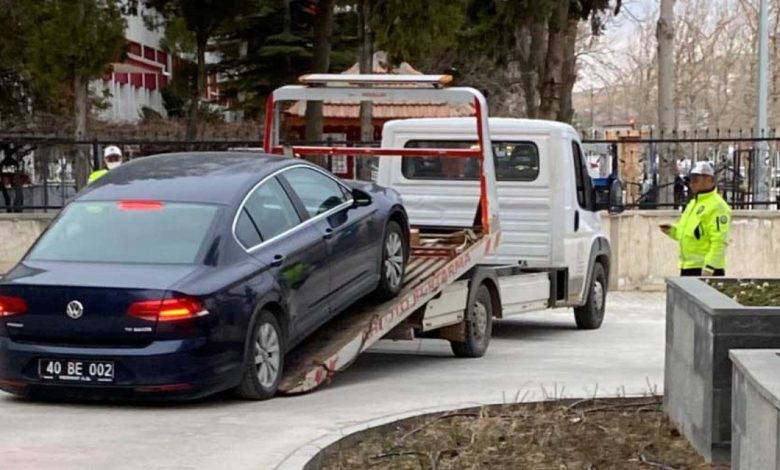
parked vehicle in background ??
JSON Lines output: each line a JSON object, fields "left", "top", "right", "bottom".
{"left": 0, "top": 152, "right": 409, "bottom": 400}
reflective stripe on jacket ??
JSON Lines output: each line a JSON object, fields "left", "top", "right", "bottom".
{"left": 666, "top": 189, "right": 732, "bottom": 270}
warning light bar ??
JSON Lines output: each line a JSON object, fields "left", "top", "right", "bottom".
{"left": 298, "top": 74, "right": 453, "bottom": 88}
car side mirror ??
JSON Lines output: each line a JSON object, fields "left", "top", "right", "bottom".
{"left": 351, "top": 188, "right": 372, "bottom": 207}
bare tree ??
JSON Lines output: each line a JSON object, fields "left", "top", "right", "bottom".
{"left": 581, "top": 0, "right": 780, "bottom": 133}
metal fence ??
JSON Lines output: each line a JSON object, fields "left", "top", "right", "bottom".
{"left": 0, "top": 135, "right": 264, "bottom": 212}
{"left": 581, "top": 130, "right": 780, "bottom": 210}
{"left": 1, "top": 130, "right": 779, "bottom": 212}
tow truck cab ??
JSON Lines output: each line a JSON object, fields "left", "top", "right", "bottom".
{"left": 376, "top": 117, "right": 624, "bottom": 317}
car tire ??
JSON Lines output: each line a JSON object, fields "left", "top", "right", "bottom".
{"left": 574, "top": 262, "right": 607, "bottom": 330}
{"left": 374, "top": 220, "right": 406, "bottom": 300}
{"left": 451, "top": 284, "right": 493, "bottom": 358}
{"left": 235, "top": 310, "right": 285, "bottom": 400}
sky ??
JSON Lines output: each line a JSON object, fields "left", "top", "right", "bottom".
{"left": 575, "top": 0, "right": 658, "bottom": 91}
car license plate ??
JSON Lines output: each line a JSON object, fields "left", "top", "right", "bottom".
{"left": 38, "top": 359, "right": 115, "bottom": 383}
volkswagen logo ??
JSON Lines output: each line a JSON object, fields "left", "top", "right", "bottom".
{"left": 66, "top": 300, "right": 84, "bottom": 320}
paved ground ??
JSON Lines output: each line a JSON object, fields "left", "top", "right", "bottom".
{"left": 0, "top": 292, "right": 666, "bottom": 470}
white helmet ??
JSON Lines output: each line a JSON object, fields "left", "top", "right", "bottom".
{"left": 690, "top": 161, "right": 715, "bottom": 177}
{"left": 103, "top": 145, "right": 123, "bottom": 170}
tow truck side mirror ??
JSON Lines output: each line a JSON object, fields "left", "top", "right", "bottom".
{"left": 592, "top": 178, "right": 625, "bottom": 214}
{"left": 608, "top": 179, "right": 625, "bottom": 214}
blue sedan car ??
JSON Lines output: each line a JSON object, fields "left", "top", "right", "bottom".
{"left": 0, "top": 153, "right": 409, "bottom": 400}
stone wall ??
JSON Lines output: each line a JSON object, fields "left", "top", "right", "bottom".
{"left": 2, "top": 211, "right": 780, "bottom": 290}
{"left": 0, "top": 213, "right": 55, "bottom": 273}
{"left": 604, "top": 210, "right": 780, "bottom": 291}
{"left": 731, "top": 349, "right": 780, "bottom": 470}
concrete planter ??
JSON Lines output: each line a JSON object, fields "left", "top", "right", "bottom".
{"left": 664, "top": 278, "right": 780, "bottom": 462}
{"left": 731, "top": 350, "right": 780, "bottom": 470}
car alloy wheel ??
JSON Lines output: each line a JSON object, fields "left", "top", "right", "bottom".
{"left": 254, "top": 323, "right": 281, "bottom": 388}
{"left": 384, "top": 231, "right": 404, "bottom": 290}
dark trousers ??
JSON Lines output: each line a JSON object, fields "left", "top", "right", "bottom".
{"left": 680, "top": 268, "right": 725, "bottom": 277}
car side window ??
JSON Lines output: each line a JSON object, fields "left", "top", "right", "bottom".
{"left": 281, "top": 167, "right": 349, "bottom": 217}
{"left": 235, "top": 209, "right": 263, "bottom": 248}
{"left": 242, "top": 177, "right": 301, "bottom": 241}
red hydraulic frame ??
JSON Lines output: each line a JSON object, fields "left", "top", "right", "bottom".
{"left": 262, "top": 74, "right": 500, "bottom": 235}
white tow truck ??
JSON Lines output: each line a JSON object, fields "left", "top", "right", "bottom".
{"left": 262, "top": 75, "right": 624, "bottom": 395}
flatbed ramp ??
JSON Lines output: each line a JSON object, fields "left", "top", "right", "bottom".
{"left": 279, "top": 229, "right": 498, "bottom": 394}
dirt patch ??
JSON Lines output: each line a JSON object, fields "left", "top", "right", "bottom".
{"left": 318, "top": 398, "right": 726, "bottom": 470}
{"left": 707, "top": 279, "right": 780, "bottom": 307}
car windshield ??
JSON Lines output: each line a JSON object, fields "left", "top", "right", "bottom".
{"left": 27, "top": 201, "right": 220, "bottom": 264}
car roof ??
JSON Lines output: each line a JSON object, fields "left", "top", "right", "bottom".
{"left": 79, "top": 152, "right": 303, "bottom": 205}
{"left": 383, "top": 117, "right": 579, "bottom": 136}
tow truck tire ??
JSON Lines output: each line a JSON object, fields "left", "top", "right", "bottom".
{"left": 374, "top": 221, "right": 407, "bottom": 300}
{"left": 235, "top": 310, "right": 285, "bottom": 400}
{"left": 451, "top": 284, "right": 493, "bottom": 358}
{"left": 574, "top": 262, "right": 607, "bottom": 330}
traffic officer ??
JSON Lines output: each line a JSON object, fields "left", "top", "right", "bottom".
{"left": 88, "top": 145, "right": 123, "bottom": 184}
{"left": 660, "top": 161, "right": 732, "bottom": 276}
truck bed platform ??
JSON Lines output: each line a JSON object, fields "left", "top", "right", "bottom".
{"left": 278, "top": 229, "right": 497, "bottom": 394}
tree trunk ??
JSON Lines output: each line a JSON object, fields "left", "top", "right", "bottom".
{"left": 73, "top": 74, "right": 89, "bottom": 190}
{"left": 557, "top": 18, "right": 579, "bottom": 123}
{"left": 357, "top": 0, "right": 374, "bottom": 180}
{"left": 304, "top": 0, "right": 337, "bottom": 148}
{"left": 282, "top": 0, "right": 292, "bottom": 77}
{"left": 538, "top": 0, "right": 570, "bottom": 120}
{"left": 188, "top": 39, "right": 207, "bottom": 141}
{"left": 657, "top": 0, "right": 677, "bottom": 204}
{"left": 520, "top": 20, "right": 547, "bottom": 118}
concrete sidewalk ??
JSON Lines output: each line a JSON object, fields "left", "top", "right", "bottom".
{"left": 0, "top": 292, "right": 665, "bottom": 470}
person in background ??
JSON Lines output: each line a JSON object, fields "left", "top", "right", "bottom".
{"left": 88, "top": 145, "right": 123, "bottom": 184}
{"left": 660, "top": 161, "right": 732, "bottom": 277}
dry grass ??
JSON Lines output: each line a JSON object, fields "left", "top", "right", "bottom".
{"left": 708, "top": 279, "right": 780, "bottom": 307}
{"left": 320, "top": 398, "right": 728, "bottom": 470}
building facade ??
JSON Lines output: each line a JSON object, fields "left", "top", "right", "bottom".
{"left": 96, "top": 7, "right": 170, "bottom": 122}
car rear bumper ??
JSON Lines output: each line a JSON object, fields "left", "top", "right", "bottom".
{"left": 0, "top": 335, "right": 242, "bottom": 400}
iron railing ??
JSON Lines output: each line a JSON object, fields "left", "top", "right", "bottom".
{"left": 1, "top": 129, "right": 779, "bottom": 212}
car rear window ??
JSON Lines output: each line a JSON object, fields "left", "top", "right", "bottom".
{"left": 401, "top": 140, "right": 539, "bottom": 181}
{"left": 28, "top": 201, "right": 219, "bottom": 264}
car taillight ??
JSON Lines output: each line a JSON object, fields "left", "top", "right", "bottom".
{"left": 0, "top": 295, "right": 27, "bottom": 317}
{"left": 128, "top": 296, "right": 208, "bottom": 322}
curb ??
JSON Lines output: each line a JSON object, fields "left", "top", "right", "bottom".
{"left": 272, "top": 400, "right": 490, "bottom": 470}
{"left": 272, "top": 389, "right": 661, "bottom": 470}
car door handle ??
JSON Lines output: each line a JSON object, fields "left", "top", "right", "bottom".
{"left": 574, "top": 210, "right": 580, "bottom": 232}
{"left": 323, "top": 228, "right": 334, "bottom": 240}
{"left": 270, "top": 254, "right": 285, "bottom": 267}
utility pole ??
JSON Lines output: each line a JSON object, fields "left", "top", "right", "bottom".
{"left": 754, "top": 0, "right": 770, "bottom": 204}
{"left": 357, "top": 0, "right": 374, "bottom": 180}
{"left": 657, "top": 0, "right": 677, "bottom": 205}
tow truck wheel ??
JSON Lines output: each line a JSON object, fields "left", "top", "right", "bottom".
{"left": 236, "top": 310, "right": 285, "bottom": 400}
{"left": 574, "top": 262, "right": 607, "bottom": 330}
{"left": 374, "top": 221, "right": 407, "bottom": 300}
{"left": 451, "top": 284, "right": 493, "bottom": 358}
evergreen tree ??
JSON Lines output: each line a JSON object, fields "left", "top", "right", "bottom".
{"left": 143, "top": 0, "right": 253, "bottom": 138}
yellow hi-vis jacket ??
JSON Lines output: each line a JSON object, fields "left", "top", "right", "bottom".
{"left": 665, "top": 189, "right": 732, "bottom": 270}
{"left": 88, "top": 169, "right": 108, "bottom": 184}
